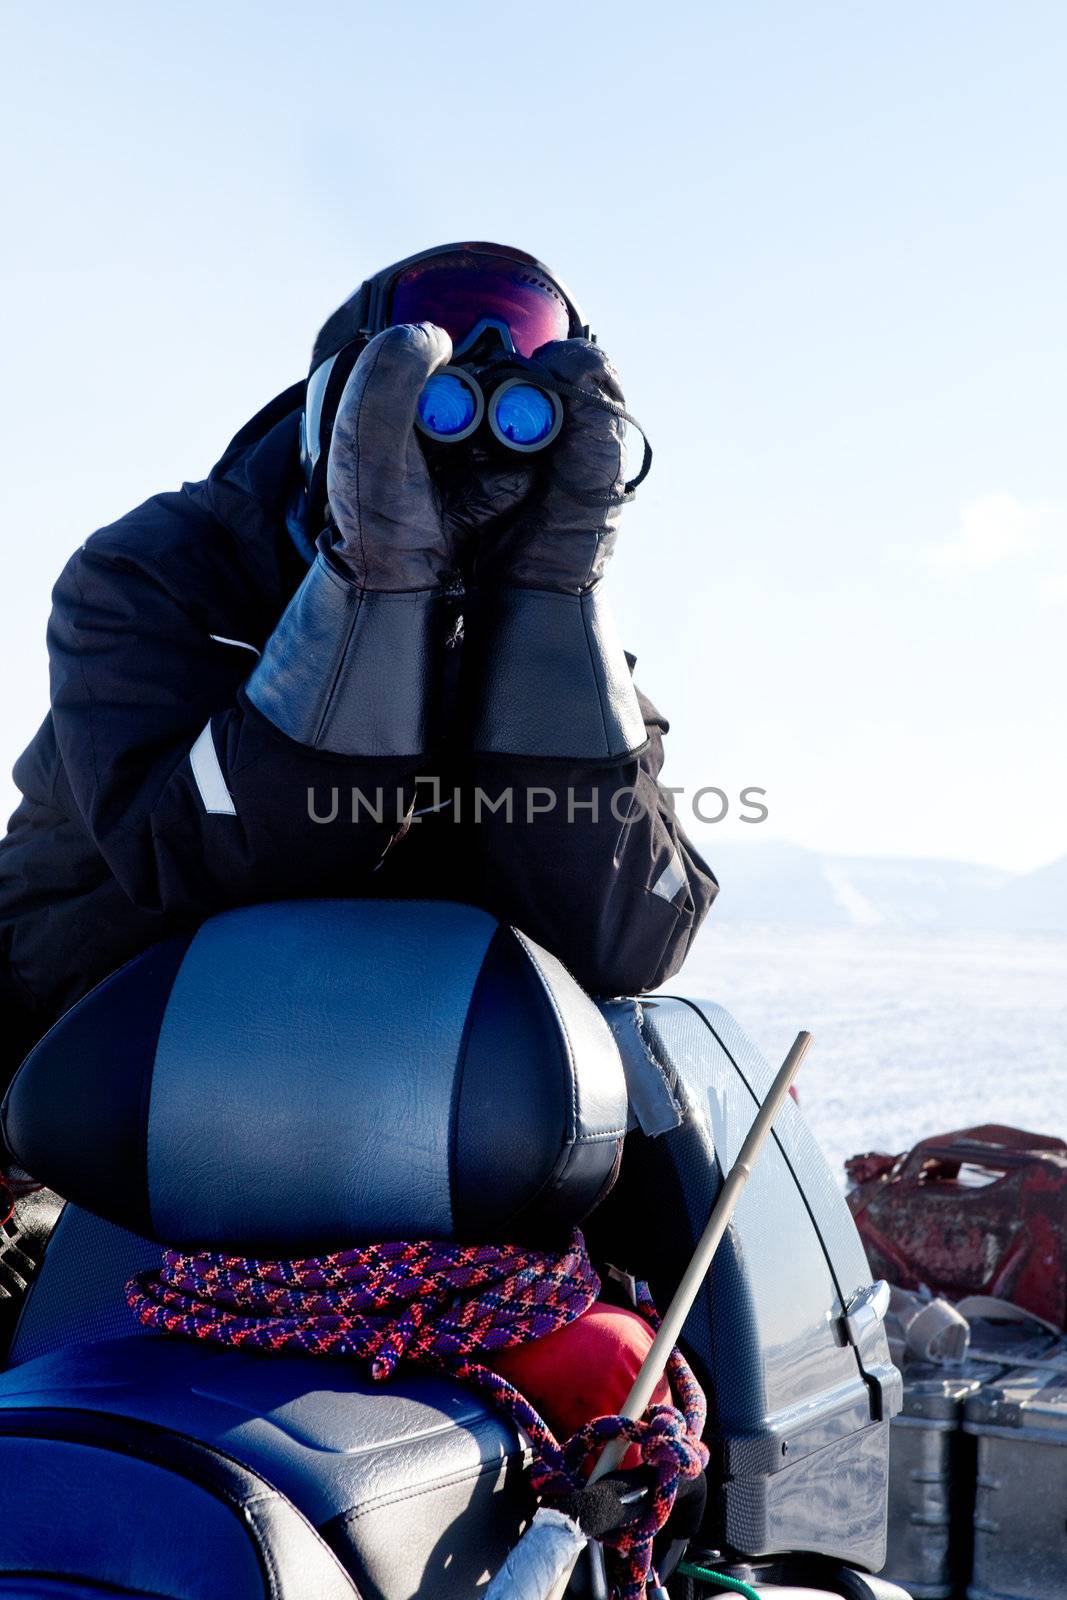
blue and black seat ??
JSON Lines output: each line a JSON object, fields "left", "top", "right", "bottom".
{"left": 0, "top": 900, "right": 901, "bottom": 1599}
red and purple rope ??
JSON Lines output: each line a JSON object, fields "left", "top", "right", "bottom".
{"left": 127, "top": 1228, "right": 707, "bottom": 1599}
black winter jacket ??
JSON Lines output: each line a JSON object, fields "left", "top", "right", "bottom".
{"left": 0, "top": 385, "right": 716, "bottom": 1079}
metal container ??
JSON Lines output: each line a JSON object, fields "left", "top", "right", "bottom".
{"left": 964, "top": 1344, "right": 1067, "bottom": 1600}
{"left": 883, "top": 1361, "right": 1002, "bottom": 1598}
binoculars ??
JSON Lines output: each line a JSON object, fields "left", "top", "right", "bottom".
{"left": 416, "top": 364, "right": 563, "bottom": 454}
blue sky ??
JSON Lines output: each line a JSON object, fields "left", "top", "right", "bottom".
{"left": 1, "top": 1, "right": 1064, "bottom": 871}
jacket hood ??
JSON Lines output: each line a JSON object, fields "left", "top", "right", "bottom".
{"left": 191, "top": 382, "right": 307, "bottom": 547}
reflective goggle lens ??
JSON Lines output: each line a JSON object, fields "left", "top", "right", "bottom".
{"left": 492, "top": 383, "right": 558, "bottom": 446}
{"left": 390, "top": 253, "right": 571, "bottom": 358}
{"left": 417, "top": 372, "right": 479, "bottom": 437}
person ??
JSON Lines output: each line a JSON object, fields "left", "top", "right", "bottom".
{"left": 0, "top": 242, "right": 716, "bottom": 1093}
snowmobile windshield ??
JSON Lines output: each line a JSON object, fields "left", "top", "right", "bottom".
{"left": 388, "top": 251, "right": 572, "bottom": 359}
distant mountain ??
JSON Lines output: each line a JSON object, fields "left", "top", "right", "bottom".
{"left": 688, "top": 839, "right": 1067, "bottom": 934}
{"left": 983, "top": 853, "right": 1067, "bottom": 934}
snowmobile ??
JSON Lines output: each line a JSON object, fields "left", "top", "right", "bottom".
{"left": 0, "top": 898, "right": 909, "bottom": 1599}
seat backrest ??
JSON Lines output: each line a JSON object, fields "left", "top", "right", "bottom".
{"left": 2, "top": 900, "right": 628, "bottom": 1254}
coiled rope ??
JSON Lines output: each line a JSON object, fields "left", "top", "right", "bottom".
{"left": 128, "top": 1228, "right": 707, "bottom": 1599}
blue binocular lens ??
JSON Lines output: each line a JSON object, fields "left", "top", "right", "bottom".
{"left": 417, "top": 372, "right": 482, "bottom": 439}
{"left": 489, "top": 382, "right": 560, "bottom": 447}
{"left": 415, "top": 367, "right": 562, "bottom": 453}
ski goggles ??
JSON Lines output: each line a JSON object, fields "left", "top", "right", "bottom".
{"left": 302, "top": 243, "right": 588, "bottom": 478}
{"left": 386, "top": 249, "right": 577, "bottom": 359}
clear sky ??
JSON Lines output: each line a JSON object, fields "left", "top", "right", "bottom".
{"left": 1, "top": 1, "right": 1064, "bottom": 872}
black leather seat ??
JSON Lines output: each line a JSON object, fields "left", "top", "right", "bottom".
{"left": 0, "top": 1395, "right": 358, "bottom": 1600}
{"left": 0, "top": 1337, "right": 530, "bottom": 1600}
{"left": 0, "top": 899, "right": 900, "bottom": 1588}
{"left": 4, "top": 900, "right": 625, "bottom": 1252}
{"left": 0, "top": 1586, "right": 185, "bottom": 1599}
{"left": 0, "top": 901, "right": 628, "bottom": 1599}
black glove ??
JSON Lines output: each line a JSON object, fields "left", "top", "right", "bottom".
{"left": 246, "top": 322, "right": 467, "bottom": 757}
{"left": 479, "top": 338, "right": 626, "bottom": 592}
{"left": 434, "top": 442, "right": 535, "bottom": 575}
{"left": 466, "top": 339, "right": 646, "bottom": 762}
{"left": 325, "top": 322, "right": 458, "bottom": 589}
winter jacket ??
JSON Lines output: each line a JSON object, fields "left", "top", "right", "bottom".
{"left": 0, "top": 383, "right": 716, "bottom": 1082}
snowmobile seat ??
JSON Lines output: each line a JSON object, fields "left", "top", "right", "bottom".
{"left": 0, "top": 899, "right": 627, "bottom": 1598}
{"left": 0, "top": 1335, "right": 530, "bottom": 1600}
{"left": 0, "top": 898, "right": 900, "bottom": 1590}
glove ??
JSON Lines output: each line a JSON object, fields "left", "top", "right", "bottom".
{"left": 325, "top": 321, "right": 456, "bottom": 590}
{"left": 479, "top": 338, "right": 627, "bottom": 593}
{"left": 246, "top": 322, "right": 466, "bottom": 757}
{"left": 466, "top": 339, "right": 646, "bottom": 762}
{"left": 327, "top": 322, "right": 537, "bottom": 583}
{"left": 434, "top": 441, "right": 536, "bottom": 573}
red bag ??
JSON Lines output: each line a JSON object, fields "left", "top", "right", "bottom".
{"left": 493, "top": 1300, "right": 671, "bottom": 1467}
{"left": 846, "top": 1124, "right": 1067, "bottom": 1330}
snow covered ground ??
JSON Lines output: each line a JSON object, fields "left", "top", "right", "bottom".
{"left": 669, "top": 919, "right": 1067, "bottom": 1181}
